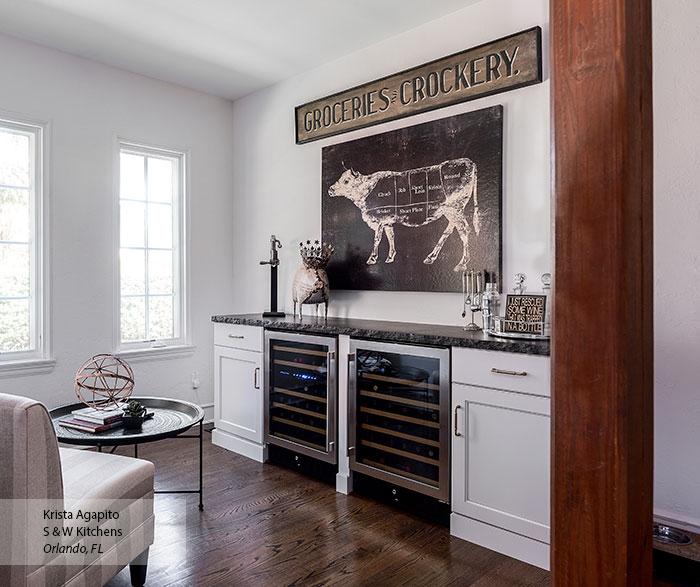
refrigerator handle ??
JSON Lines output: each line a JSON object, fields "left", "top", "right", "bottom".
{"left": 326, "top": 351, "right": 336, "bottom": 454}
{"left": 347, "top": 352, "right": 356, "bottom": 457}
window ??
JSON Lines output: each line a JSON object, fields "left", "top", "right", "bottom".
{"left": 118, "top": 142, "right": 186, "bottom": 351}
{"left": 0, "top": 118, "right": 47, "bottom": 363}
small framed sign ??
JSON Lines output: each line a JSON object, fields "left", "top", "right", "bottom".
{"left": 504, "top": 294, "right": 547, "bottom": 335}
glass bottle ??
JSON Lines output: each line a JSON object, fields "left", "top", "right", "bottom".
{"left": 541, "top": 273, "right": 552, "bottom": 337}
{"left": 481, "top": 282, "right": 500, "bottom": 331}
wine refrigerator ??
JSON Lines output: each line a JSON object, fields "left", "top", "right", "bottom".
{"left": 349, "top": 340, "right": 450, "bottom": 509}
{"left": 264, "top": 331, "right": 337, "bottom": 471}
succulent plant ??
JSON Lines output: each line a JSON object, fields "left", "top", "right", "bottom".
{"left": 124, "top": 399, "right": 146, "bottom": 418}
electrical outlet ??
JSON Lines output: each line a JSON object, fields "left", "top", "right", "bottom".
{"left": 192, "top": 371, "right": 200, "bottom": 389}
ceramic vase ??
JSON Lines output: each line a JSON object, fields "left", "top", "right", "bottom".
{"left": 292, "top": 240, "right": 333, "bottom": 319}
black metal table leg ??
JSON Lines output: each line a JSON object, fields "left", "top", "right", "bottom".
{"left": 198, "top": 420, "right": 203, "bottom": 511}
{"left": 134, "top": 443, "right": 138, "bottom": 458}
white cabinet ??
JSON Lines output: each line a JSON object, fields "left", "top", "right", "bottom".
{"left": 450, "top": 348, "right": 550, "bottom": 571}
{"left": 212, "top": 324, "right": 266, "bottom": 462}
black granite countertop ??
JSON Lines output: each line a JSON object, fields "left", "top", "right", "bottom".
{"left": 211, "top": 314, "right": 550, "bottom": 356}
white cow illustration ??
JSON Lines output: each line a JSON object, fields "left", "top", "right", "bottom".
{"left": 327, "top": 158, "right": 479, "bottom": 271}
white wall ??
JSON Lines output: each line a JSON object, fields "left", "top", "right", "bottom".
{"left": 653, "top": 0, "right": 700, "bottom": 531}
{"left": 0, "top": 34, "right": 236, "bottom": 417}
{"left": 231, "top": 0, "right": 550, "bottom": 326}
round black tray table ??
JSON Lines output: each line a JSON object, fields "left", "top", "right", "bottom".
{"left": 50, "top": 397, "right": 205, "bottom": 510}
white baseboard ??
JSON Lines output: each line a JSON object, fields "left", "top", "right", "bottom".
{"left": 654, "top": 508, "right": 700, "bottom": 534}
{"left": 450, "top": 513, "right": 549, "bottom": 571}
{"left": 212, "top": 428, "right": 266, "bottom": 463}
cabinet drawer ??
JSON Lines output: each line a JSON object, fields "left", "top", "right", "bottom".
{"left": 214, "top": 323, "right": 263, "bottom": 352}
{"left": 452, "top": 348, "right": 549, "bottom": 396}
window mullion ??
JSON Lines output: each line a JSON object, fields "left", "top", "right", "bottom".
{"left": 29, "top": 130, "right": 38, "bottom": 351}
{"left": 173, "top": 158, "right": 181, "bottom": 341}
{"left": 143, "top": 156, "right": 150, "bottom": 341}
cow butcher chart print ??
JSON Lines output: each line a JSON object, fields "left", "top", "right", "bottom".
{"left": 322, "top": 105, "right": 502, "bottom": 292}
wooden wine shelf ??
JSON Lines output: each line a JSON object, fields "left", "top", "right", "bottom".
{"left": 361, "top": 458, "right": 438, "bottom": 487}
{"left": 360, "top": 389, "right": 438, "bottom": 410}
{"left": 360, "top": 371, "right": 440, "bottom": 391}
{"left": 360, "top": 423, "right": 440, "bottom": 448}
{"left": 273, "top": 386, "right": 326, "bottom": 404}
{"left": 274, "top": 359, "right": 327, "bottom": 373}
{"left": 271, "top": 401, "right": 327, "bottom": 420}
{"left": 360, "top": 406, "right": 440, "bottom": 429}
{"left": 272, "top": 345, "right": 327, "bottom": 357}
{"left": 271, "top": 416, "right": 325, "bottom": 435}
{"left": 360, "top": 439, "right": 439, "bottom": 466}
{"left": 274, "top": 431, "right": 325, "bottom": 452}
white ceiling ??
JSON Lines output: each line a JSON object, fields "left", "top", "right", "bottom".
{"left": 0, "top": 0, "right": 479, "bottom": 100}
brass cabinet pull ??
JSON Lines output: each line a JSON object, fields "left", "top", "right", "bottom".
{"left": 228, "top": 334, "right": 245, "bottom": 339}
{"left": 254, "top": 367, "right": 260, "bottom": 389}
{"left": 454, "top": 405, "right": 462, "bottom": 437}
{"left": 491, "top": 367, "right": 527, "bottom": 377}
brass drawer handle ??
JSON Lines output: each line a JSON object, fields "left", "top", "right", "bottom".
{"left": 228, "top": 334, "right": 245, "bottom": 339}
{"left": 491, "top": 367, "right": 527, "bottom": 377}
{"left": 454, "top": 405, "right": 462, "bottom": 437}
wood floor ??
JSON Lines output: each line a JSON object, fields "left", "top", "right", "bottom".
{"left": 106, "top": 425, "right": 549, "bottom": 587}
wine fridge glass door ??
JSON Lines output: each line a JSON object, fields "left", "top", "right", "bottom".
{"left": 265, "top": 332, "right": 337, "bottom": 463}
{"left": 349, "top": 340, "right": 450, "bottom": 501}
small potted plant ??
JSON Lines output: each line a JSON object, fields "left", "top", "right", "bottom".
{"left": 122, "top": 400, "right": 147, "bottom": 430}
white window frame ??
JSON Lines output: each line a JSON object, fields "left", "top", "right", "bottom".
{"left": 114, "top": 139, "right": 191, "bottom": 360}
{"left": 0, "top": 114, "right": 53, "bottom": 377}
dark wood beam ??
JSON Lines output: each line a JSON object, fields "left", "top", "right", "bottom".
{"left": 551, "top": 0, "right": 653, "bottom": 584}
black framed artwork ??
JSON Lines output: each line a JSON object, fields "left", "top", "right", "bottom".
{"left": 321, "top": 105, "right": 503, "bottom": 292}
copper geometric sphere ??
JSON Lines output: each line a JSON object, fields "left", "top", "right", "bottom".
{"left": 75, "top": 354, "right": 134, "bottom": 410}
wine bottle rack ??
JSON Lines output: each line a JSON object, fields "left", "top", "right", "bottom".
{"left": 349, "top": 340, "right": 450, "bottom": 502}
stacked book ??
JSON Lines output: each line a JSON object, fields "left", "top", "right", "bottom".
{"left": 59, "top": 405, "right": 124, "bottom": 433}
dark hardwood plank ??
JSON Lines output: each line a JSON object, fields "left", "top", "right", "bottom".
{"left": 551, "top": 0, "right": 654, "bottom": 583}
{"left": 105, "top": 427, "right": 549, "bottom": 586}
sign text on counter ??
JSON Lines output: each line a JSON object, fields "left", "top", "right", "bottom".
{"left": 504, "top": 294, "right": 547, "bottom": 335}
{"left": 295, "top": 27, "right": 542, "bottom": 144}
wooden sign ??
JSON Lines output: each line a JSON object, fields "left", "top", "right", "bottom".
{"left": 295, "top": 27, "right": 542, "bottom": 144}
{"left": 504, "top": 294, "right": 547, "bottom": 335}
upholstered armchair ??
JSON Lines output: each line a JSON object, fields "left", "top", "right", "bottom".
{"left": 0, "top": 393, "right": 155, "bottom": 587}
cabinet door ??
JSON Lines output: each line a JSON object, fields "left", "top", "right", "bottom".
{"left": 452, "top": 383, "right": 550, "bottom": 543}
{"left": 215, "top": 345, "right": 263, "bottom": 443}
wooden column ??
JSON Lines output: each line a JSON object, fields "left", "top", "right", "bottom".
{"left": 551, "top": 0, "right": 653, "bottom": 584}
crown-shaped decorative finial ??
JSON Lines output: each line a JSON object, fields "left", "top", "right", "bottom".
{"left": 299, "top": 239, "right": 334, "bottom": 269}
